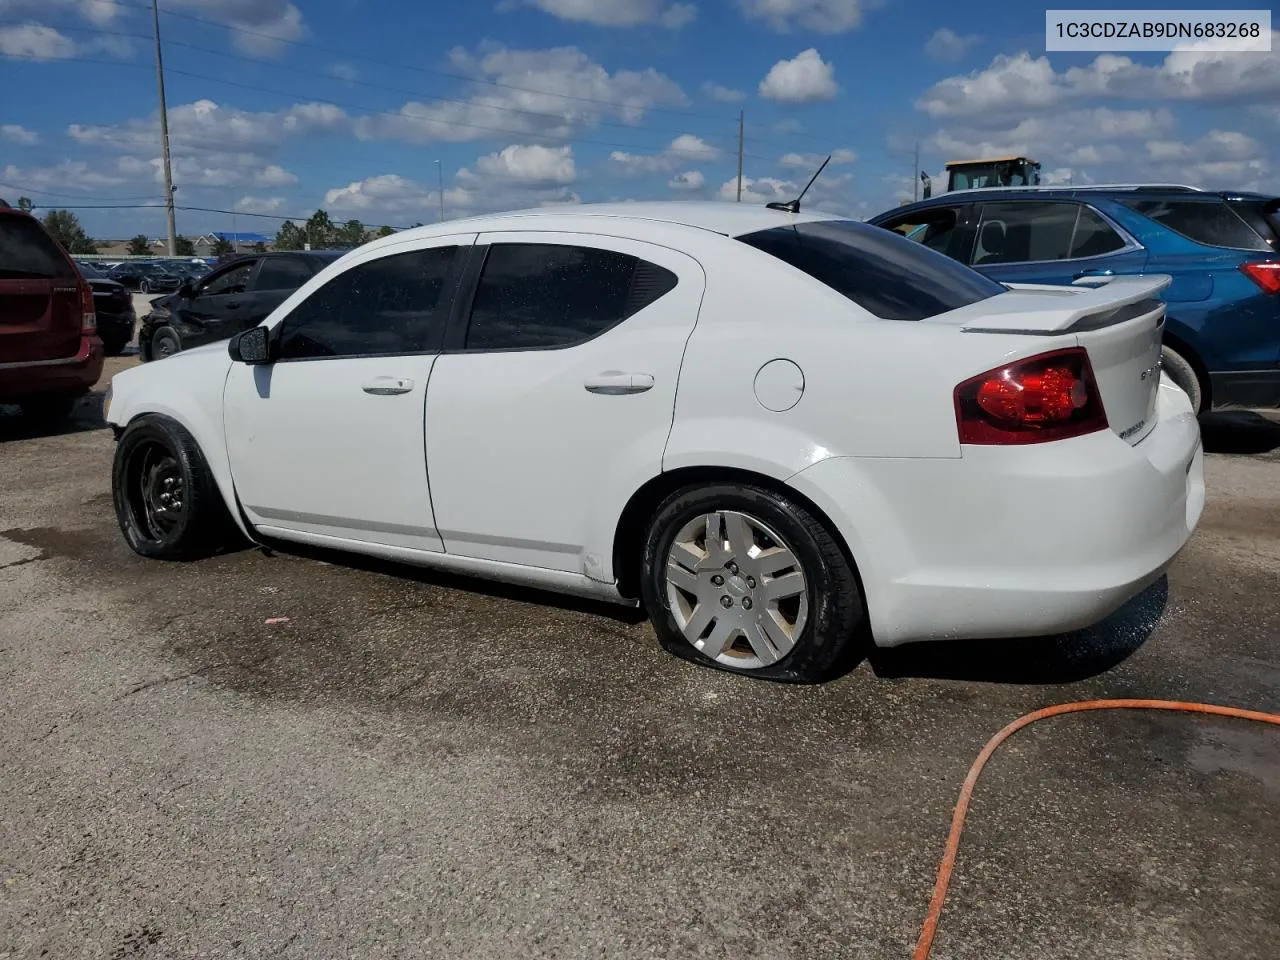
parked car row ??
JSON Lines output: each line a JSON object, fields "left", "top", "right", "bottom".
{"left": 871, "top": 185, "right": 1280, "bottom": 412}
{"left": 105, "top": 259, "right": 210, "bottom": 293}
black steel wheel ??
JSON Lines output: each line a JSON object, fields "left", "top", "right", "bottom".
{"left": 113, "top": 415, "right": 234, "bottom": 560}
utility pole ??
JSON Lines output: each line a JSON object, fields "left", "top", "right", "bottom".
{"left": 913, "top": 141, "right": 920, "bottom": 202}
{"left": 151, "top": 0, "right": 177, "bottom": 256}
{"left": 435, "top": 160, "right": 444, "bottom": 222}
{"left": 736, "top": 110, "right": 744, "bottom": 202}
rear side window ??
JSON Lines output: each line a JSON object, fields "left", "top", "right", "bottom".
{"left": 278, "top": 247, "right": 457, "bottom": 359}
{"left": 1224, "top": 198, "right": 1280, "bottom": 252}
{"left": 1069, "top": 207, "right": 1127, "bottom": 257}
{"left": 0, "top": 215, "right": 75, "bottom": 280}
{"left": 256, "top": 257, "right": 314, "bottom": 291}
{"left": 973, "top": 201, "right": 1078, "bottom": 264}
{"left": 1120, "top": 198, "right": 1271, "bottom": 251}
{"left": 464, "top": 243, "right": 678, "bottom": 351}
{"left": 738, "top": 220, "right": 1004, "bottom": 322}
{"left": 201, "top": 262, "right": 255, "bottom": 297}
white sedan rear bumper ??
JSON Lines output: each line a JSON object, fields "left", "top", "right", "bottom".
{"left": 788, "top": 376, "right": 1204, "bottom": 647}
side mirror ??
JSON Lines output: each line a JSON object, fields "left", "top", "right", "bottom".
{"left": 229, "top": 325, "right": 272, "bottom": 364}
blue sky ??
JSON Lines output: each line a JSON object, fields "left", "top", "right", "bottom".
{"left": 1, "top": 0, "right": 1277, "bottom": 240}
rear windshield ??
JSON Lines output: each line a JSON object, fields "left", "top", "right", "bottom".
{"left": 737, "top": 219, "right": 1005, "bottom": 321}
{"left": 0, "top": 214, "right": 75, "bottom": 280}
{"left": 1224, "top": 198, "right": 1280, "bottom": 252}
{"left": 1119, "top": 198, "right": 1271, "bottom": 251}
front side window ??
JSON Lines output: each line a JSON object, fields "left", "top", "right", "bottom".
{"left": 972, "top": 202, "right": 1078, "bottom": 265}
{"left": 1120, "top": 198, "right": 1272, "bottom": 251}
{"left": 464, "top": 243, "right": 678, "bottom": 351}
{"left": 879, "top": 207, "right": 961, "bottom": 255}
{"left": 277, "top": 246, "right": 457, "bottom": 359}
{"left": 737, "top": 219, "right": 1003, "bottom": 322}
{"left": 200, "top": 262, "right": 255, "bottom": 297}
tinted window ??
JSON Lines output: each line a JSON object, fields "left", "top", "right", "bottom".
{"left": 973, "top": 202, "right": 1078, "bottom": 264}
{"left": 1120, "top": 198, "right": 1271, "bottom": 251}
{"left": 278, "top": 247, "right": 456, "bottom": 359}
{"left": 255, "top": 257, "right": 314, "bottom": 291}
{"left": 0, "top": 215, "right": 75, "bottom": 280}
{"left": 1070, "top": 206, "right": 1127, "bottom": 258}
{"left": 465, "top": 244, "right": 677, "bottom": 350}
{"left": 76, "top": 261, "right": 102, "bottom": 277}
{"left": 200, "top": 262, "right": 255, "bottom": 297}
{"left": 737, "top": 220, "right": 1003, "bottom": 322}
{"left": 879, "top": 207, "right": 960, "bottom": 254}
{"left": 1224, "top": 199, "right": 1280, "bottom": 250}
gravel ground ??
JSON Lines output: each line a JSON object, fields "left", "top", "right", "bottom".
{"left": 1, "top": 351, "right": 1277, "bottom": 960}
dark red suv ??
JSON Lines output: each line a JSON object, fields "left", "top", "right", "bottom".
{"left": 0, "top": 201, "right": 104, "bottom": 423}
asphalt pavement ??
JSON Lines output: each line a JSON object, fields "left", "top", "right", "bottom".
{"left": 1, "top": 353, "right": 1277, "bottom": 960}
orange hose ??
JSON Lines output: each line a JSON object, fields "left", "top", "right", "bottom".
{"left": 913, "top": 699, "right": 1280, "bottom": 960}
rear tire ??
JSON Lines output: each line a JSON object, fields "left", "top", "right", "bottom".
{"left": 139, "top": 279, "right": 151, "bottom": 294}
{"left": 19, "top": 395, "right": 78, "bottom": 424}
{"left": 640, "top": 483, "right": 865, "bottom": 683}
{"left": 150, "top": 326, "right": 181, "bottom": 360}
{"left": 1161, "top": 345, "right": 1205, "bottom": 413}
{"left": 112, "top": 415, "right": 233, "bottom": 560}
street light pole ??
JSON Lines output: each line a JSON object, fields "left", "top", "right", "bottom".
{"left": 150, "top": 0, "right": 177, "bottom": 256}
{"left": 435, "top": 160, "right": 444, "bottom": 222}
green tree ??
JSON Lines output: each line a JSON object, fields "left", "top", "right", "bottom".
{"left": 335, "top": 218, "right": 367, "bottom": 247}
{"left": 41, "top": 210, "right": 97, "bottom": 254}
{"left": 275, "top": 221, "right": 305, "bottom": 250}
{"left": 127, "top": 234, "right": 151, "bottom": 256}
{"left": 174, "top": 236, "right": 195, "bottom": 256}
{"left": 17, "top": 196, "right": 34, "bottom": 213}
{"left": 211, "top": 236, "right": 235, "bottom": 256}
{"left": 304, "top": 209, "right": 336, "bottom": 248}
{"left": 376, "top": 225, "right": 395, "bottom": 238}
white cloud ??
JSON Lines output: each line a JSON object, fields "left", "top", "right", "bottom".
{"left": 780, "top": 147, "right": 856, "bottom": 167}
{"left": 1, "top": 124, "right": 39, "bottom": 145}
{"left": 325, "top": 174, "right": 436, "bottom": 215}
{"left": 736, "top": 0, "right": 868, "bottom": 33}
{"left": 254, "top": 164, "right": 298, "bottom": 187}
{"left": 759, "top": 49, "right": 838, "bottom": 103}
{"left": 354, "top": 45, "right": 687, "bottom": 144}
{"left": 327, "top": 62, "right": 359, "bottom": 82}
{"left": 918, "top": 34, "right": 1280, "bottom": 118}
{"left": 609, "top": 134, "right": 720, "bottom": 174}
{"left": 718, "top": 175, "right": 793, "bottom": 203}
{"left": 234, "top": 195, "right": 286, "bottom": 214}
{"left": 1142, "top": 130, "right": 1270, "bottom": 190}
{"left": 469, "top": 144, "right": 576, "bottom": 185}
{"left": 925, "top": 28, "right": 979, "bottom": 61}
{"left": 0, "top": 24, "right": 76, "bottom": 60}
{"left": 668, "top": 170, "right": 705, "bottom": 191}
{"left": 508, "top": 0, "right": 696, "bottom": 27}
{"left": 70, "top": 99, "right": 350, "bottom": 154}
{"left": 164, "top": 0, "right": 306, "bottom": 57}
{"left": 702, "top": 81, "right": 746, "bottom": 102}
{"left": 2, "top": 160, "right": 132, "bottom": 190}
{"left": 717, "top": 170, "right": 855, "bottom": 213}
{"left": 0, "top": 0, "right": 120, "bottom": 26}
{"left": 926, "top": 108, "right": 1175, "bottom": 162}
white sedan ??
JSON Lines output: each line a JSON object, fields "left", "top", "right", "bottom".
{"left": 105, "top": 202, "right": 1204, "bottom": 683}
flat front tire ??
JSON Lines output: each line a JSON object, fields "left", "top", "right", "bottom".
{"left": 112, "top": 415, "right": 232, "bottom": 560}
{"left": 640, "top": 483, "right": 865, "bottom": 683}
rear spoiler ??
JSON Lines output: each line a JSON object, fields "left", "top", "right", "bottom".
{"left": 950, "top": 274, "right": 1172, "bottom": 334}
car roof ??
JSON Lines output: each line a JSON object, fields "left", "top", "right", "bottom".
{"left": 881, "top": 186, "right": 1276, "bottom": 218}
{"left": 389, "top": 201, "right": 844, "bottom": 243}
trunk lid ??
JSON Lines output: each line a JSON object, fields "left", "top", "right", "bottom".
{"left": 0, "top": 213, "right": 84, "bottom": 364}
{"left": 932, "top": 275, "right": 1172, "bottom": 446}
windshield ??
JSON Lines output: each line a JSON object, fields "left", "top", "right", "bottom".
{"left": 737, "top": 219, "right": 1006, "bottom": 321}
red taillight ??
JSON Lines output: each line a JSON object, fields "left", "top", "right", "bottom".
{"left": 1240, "top": 260, "right": 1280, "bottom": 294}
{"left": 954, "top": 347, "right": 1109, "bottom": 445}
{"left": 79, "top": 280, "right": 97, "bottom": 335}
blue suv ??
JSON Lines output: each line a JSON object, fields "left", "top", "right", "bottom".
{"left": 869, "top": 186, "right": 1280, "bottom": 411}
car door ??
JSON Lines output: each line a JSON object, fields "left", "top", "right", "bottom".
{"left": 424, "top": 232, "right": 704, "bottom": 575}
{"left": 223, "top": 236, "right": 474, "bottom": 552}
{"left": 968, "top": 200, "right": 1147, "bottom": 286}
{"left": 180, "top": 259, "right": 259, "bottom": 343}
{"left": 245, "top": 256, "right": 317, "bottom": 331}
